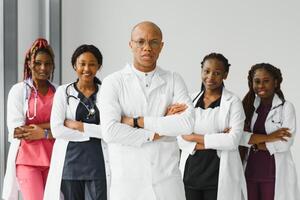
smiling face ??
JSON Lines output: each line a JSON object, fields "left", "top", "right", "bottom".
{"left": 252, "top": 68, "right": 277, "bottom": 100}
{"left": 29, "top": 52, "right": 53, "bottom": 81}
{"left": 74, "top": 52, "right": 100, "bottom": 83}
{"left": 201, "top": 58, "right": 228, "bottom": 91}
{"left": 129, "top": 22, "right": 164, "bottom": 72}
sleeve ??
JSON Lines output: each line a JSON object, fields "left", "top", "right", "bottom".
{"left": 82, "top": 123, "right": 102, "bottom": 139}
{"left": 99, "top": 75, "right": 155, "bottom": 147}
{"left": 204, "top": 97, "right": 245, "bottom": 151}
{"left": 177, "top": 135, "right": 197, "bottom": 155}
{"left": 50, "top": 86, "right": 91, "bottom": 141}
{"left": 239, "top": 131, "right": 253, "bottom": 147}
{"left": 144, "top": 73, "right": 194, "bottom": 136}
{"left": 6, "top": 83, "right": 26, "bottom": 143}
{"left": 266, "top": 102, "right": 296, "bottom": 154}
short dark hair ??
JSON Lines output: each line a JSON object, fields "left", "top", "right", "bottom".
{"left": 201, "top": 52, "right": 231, "bottom": 72}
{"left": 71, "top": 44, "right": 103, "bottom": 69}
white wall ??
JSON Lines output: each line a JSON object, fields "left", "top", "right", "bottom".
{"left": 62, "top": 0, "right": 300, "bottom": 182}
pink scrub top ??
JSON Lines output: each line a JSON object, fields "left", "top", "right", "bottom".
{"left": 16, "top": 86, "right": 55, "bottom": 167}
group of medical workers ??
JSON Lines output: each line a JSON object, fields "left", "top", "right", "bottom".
{"left": 2, "top": 21, "right": 299, "bottom": 200}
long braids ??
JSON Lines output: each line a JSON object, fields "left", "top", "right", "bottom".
{"left": 242, "top": 63, "right": 285, "bottom": 131}
{"left": 23, "top": 38, "right": 55, "bottom": 81}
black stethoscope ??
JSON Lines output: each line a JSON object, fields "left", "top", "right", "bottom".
{"left": 65, "top": 82, "right": 97, "bottom": 118}
{"left": 270, "top": 102, "right": 285, "bottom": 126}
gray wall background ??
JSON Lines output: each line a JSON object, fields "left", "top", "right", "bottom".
{"left": 61, "top": 0, "right": 300, "bottom": 183}
{"left": 1, "top": 0, "right": 300, "bottom": 197}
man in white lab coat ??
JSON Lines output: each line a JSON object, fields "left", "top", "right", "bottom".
{"left": 99, "top": 21, "right": 194, "bottom": 200}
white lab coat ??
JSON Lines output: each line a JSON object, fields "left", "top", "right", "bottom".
{"left": 43, "top": 83, "right": 111, "bottom": 200}
{"left": 99, "top": 64, "right": 194, "bottom": 200}
{"left": 178, "top": 88, "right": 247, "bottom": 200}
{"left": 2, "top": 80, "right": 56, "bottom": 200}
{"left": 240, "top": 94, "right": 300, "bottom": 200}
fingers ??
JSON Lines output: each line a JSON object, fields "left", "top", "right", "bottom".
{"left": 166, "top": 104, "right": 188, "bottom": 115}
{"left": 223, "top": 127, "right": 231, "bottom": 133}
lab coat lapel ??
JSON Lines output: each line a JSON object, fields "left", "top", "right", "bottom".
{"left": 148, "top": 67, "right": 166, "bottom": 96}
{"left": 122, "top": 64, "right": 147, "bottom": 101}
{"left": 66, "top": 84, "right": 80, "bottom": 119}
{"left": 218, "top": 88, "right": 231, "bottom": 131}
{"left": 265, "top": 94, "right": 283, "bottom": 122}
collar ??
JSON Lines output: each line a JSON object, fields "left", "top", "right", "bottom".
{"left": 131, "top": 64, "right": 157, "bottom": 79}
{"left": 193, "top": 87, "right": 233, "bottom": 104}
{"left": 122, "top": 63, "right": 167, "bottom": 77}
{"left": 24, "top": 78, "right": 56, "bottom": 90}
{"left": 253, "top": 93, "right": 284, "bottom": 110}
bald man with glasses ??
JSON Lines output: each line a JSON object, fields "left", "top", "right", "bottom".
{"left": 100, "top": 21, "right": 194, "bottom": 200}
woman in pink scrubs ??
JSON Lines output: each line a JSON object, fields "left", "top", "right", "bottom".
{"left": 2, "top": 38, "right": 56, "bottom": 200}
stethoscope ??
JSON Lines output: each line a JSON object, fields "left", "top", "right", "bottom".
{"left": 24, "top": 81, "right": 38, "bottom": 120}
{"left": 270, "top": 102, "right": 285, "bottom": 126}
{"left": 24, "top": 79, "right": 55, "bottom": 120}
{"left": 65, "top": 82, "right": 97, "bottom": 118}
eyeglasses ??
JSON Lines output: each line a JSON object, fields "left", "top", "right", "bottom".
{"left": 131, "top": 39, "right": 162, "bottom": 49}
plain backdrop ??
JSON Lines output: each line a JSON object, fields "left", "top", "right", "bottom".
{"left": 57, "top": 0, "right": 300, "bottom": 184}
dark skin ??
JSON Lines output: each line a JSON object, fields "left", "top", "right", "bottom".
{"left": 14, "top": 52, "right": 54, "bottom": 140}
{"left": 181, "top": 58, "right": 230, "bottom": 150}
{"left": 247, "top": 69, "right": 291, "bottom": 150}
{"left": 63, "top": 52, "right": 101, "bottom": 132}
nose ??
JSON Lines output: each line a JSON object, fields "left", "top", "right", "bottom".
{"left": 142, "top": 41, "right": 152, "bottom": 51}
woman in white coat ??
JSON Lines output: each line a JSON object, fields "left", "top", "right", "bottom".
{"left": 2, "top": 38, "right": 56, "bottom": 200}
{"left": 239, "top": 63, "right": 300, "bottom": 200}
{"left": 43, "top": 45, "right": 110, "bottom": 200}
{"left": 178, "top": 53, "right": 247, "bottom": 200}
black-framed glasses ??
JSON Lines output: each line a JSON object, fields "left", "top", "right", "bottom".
{"left": 131, "top": 39, "right": 162, "bottom": 49}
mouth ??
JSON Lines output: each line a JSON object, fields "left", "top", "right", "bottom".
{"left": 141, "top": 54, "right": 153, "bottom": 60}
{"left": 82, "top": 73, "right": 93, "bottom": 78}
{"left": 205, "top": 81, "right": 216, "bottom": 86}
{"left": 257, "top": 90, "right": 266, "bottom": 95}
{"left": 38, "top": 73, "right": 49, "bottom": 77}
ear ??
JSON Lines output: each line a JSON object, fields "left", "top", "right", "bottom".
{"left": 129, "top": 41, "right": 133, "bottom": 49}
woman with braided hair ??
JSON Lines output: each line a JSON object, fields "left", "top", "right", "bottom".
{"left": 2, "top": 38, "right": 56, "bottom": 200}
{"left": 239, "top": 63, "right": 300, "bottom": 200}
{"left": 178, "top": 53, "right": 247, "bottom": 200}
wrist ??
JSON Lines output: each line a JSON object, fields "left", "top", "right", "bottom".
{"left": 44, "top": 129, "right": 49, "bottom": 139}
{"left": 133, "top": 117, "right": 141, "bottom": 128}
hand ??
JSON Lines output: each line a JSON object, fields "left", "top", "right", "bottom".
{"left": 182, "top": 134, "right": 204, "bottom": 143}
{"left": 64, "top": 119, "right": 84, "bottom": 132}
{"left": 223, "top": 127, "right": 231, "bottom": 134}
{"left": 22, "top": 124, "right": 44, "bottom": 140}
{"left": 13, "top": 126, "right": 29, "bottom": 139}
{"left": 267, "top": 128, "right": 291, "bottom": 142}
{"left": 121, "top": 116, "right": 133, "bottom": 127}
{"left": 153, "top": 133, "right": 161, "bottom": 141}
{"left": 257, "top": 143, "right": 267, "bottom": 150}
{"left": 165, "top": 103, "right": 188, "bottom": 116}
{"left": 182, "top": 134, "right": 196, "bottom": 142}
{"left": 195, "top": 143, "right": 205, "bottom": 150}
